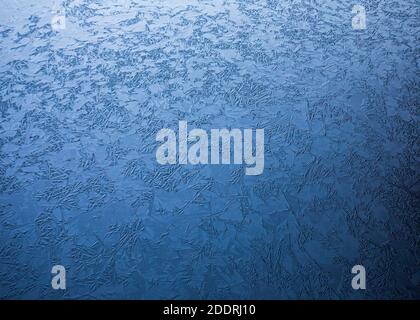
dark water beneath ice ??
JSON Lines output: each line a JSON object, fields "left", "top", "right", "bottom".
{"left": 0, "top": 0, "right": 419, "bottom": 299}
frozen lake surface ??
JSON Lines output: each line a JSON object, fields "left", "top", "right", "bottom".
{"left": 0, "top": 0, "right": 418, "bottom": 299}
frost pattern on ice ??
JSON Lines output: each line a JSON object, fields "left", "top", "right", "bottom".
{"left": 0, "top": 0, "right": 418, "bottom": 299}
